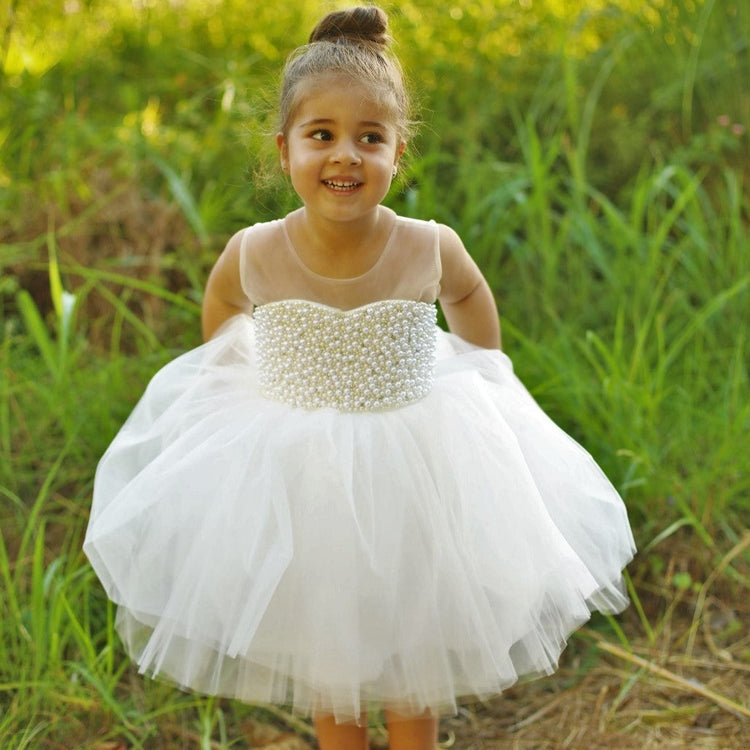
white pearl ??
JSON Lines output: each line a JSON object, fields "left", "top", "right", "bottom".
{"left": 254, "top": 300, "right": 437, "bottom": 412}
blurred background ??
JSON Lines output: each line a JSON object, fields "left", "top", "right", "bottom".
{"left": 1, "top": 1, "right": 748, "bottom": 747}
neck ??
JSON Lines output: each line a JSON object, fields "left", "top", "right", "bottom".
{"left": 288, "top": 206, "right": 395, "bottom": 278}
{"left": 301, "top": 206, "right": 388, "bottom": 250}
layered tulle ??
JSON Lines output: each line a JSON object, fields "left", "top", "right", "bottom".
{"left": 84, "top": 314, "right": 635, "bottom": 722}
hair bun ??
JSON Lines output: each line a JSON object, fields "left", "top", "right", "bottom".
{"left": 309, "top": 6, "right": 389, "bottom": 47}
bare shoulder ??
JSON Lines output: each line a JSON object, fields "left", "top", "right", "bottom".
{"left": 207, "top": 228, "right": 242, "bottom": 289}
{"left": 221, "top": 220, "right": 281, "bottom": 263}
{"left": 203, "top": 229, "right": 246, "bottom": 311}
{"left": 436, "top": 222, "right": 464, "bottom": 250}
{"left": 211, "top": 221, "right": 282, "bottom": 287}
{"left": 437, "top": 222, "right": 475, "bottom": 270}
{"left": 219, "top": 227, "right": 245, "bottom": 265}
{"left": 436, "top": 222, "right": 484, "bottom": 304}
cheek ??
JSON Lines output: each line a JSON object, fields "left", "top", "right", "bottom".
{"left": 287, "top": 153, "right": 313, "bottom": 178}
{"left": 293, "top": 145, "right": 322, "bottom": 167}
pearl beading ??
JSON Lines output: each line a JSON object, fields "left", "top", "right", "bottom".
{"left": 254, "top": 299, "right": 437, "bottom": 412}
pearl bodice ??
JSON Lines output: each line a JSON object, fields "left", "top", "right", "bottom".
{"left": 254, "top": 299, "right": 437, "bottom": 412}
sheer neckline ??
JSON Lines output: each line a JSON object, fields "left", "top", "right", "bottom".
{"left": 280, "top": 214, "right": 399, "bottom": 283}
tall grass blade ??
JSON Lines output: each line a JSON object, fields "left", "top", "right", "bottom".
{"left": 15, "top": 290, "right": 58, "bottom": 378}
{"left": 150, "top": 154, "right": 209, "bottom": 244}
{"left": 681, "top": 0, "right": 719, "bottom": 139}
{"left": 661, "top": 274, "right": 749, "bottom": 372}
{"left": 15, "top": 439, "right": 73, "bottom": 571}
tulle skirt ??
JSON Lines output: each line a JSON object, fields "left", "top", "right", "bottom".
{"left": 84, "top": 314, "right": 635, "bottom": 722}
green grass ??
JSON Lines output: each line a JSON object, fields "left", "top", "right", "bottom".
{"left": 1, "top": 0, "right": 749, "bottom": 747}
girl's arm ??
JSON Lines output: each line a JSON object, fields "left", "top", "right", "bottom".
{"left": 201, "top": 230, "right": 252, "bottom": 341}
{"left": 437, "top": 224, "right": 502, "bottom": 349}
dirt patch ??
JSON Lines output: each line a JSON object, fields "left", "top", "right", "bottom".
{"left": 3, "top": 163, "right": 201, "bottom": 349}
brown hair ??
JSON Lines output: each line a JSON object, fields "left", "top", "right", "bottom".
{"left": 278, "top": 6, "right": 413, "bottom": 140}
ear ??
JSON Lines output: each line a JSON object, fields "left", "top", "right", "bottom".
{"left": 394, "top": 140, "right": 406, "bottom": 166}
{"left": 276, "top": 132, "right": 289, "bottom": 173}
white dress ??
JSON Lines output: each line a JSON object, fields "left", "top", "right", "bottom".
{"left": 84, "top": 216, "right": 635, "bottom": 723}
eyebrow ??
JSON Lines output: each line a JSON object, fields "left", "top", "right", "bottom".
{"left": 298, "top": 118, "right": 388, "bottom": 129}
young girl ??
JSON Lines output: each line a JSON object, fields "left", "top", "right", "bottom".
{"left": 85, "top": 7, "right": 635, "bottom": 749}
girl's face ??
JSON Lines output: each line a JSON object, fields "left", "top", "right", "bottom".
{"left": 277, "top": 74, "right": 405, "bottom": 226}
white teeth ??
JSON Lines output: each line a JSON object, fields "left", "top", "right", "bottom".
{"left": 324, "top": 180, "right": 360, "bottom": 190}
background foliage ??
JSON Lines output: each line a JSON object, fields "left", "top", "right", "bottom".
{"left": 1, "top": 1, "right": 748, "bottom": 747}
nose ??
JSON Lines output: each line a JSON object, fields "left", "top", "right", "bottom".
{"left": 330, "top": 138, "right": 362, "bottom": 165}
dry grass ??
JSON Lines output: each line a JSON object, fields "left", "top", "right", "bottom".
{"left": 3, "top": 164, "right": 200, "bottom": 350}
{"left": 437, "top": 531, "right": 750, "bottom": 750}
{"left": 440, "top": 639, "right": 749, "bottom": 749}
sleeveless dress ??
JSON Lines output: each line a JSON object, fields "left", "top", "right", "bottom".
{"left": 84, "top": 216, "right": 635, "bottom": 723}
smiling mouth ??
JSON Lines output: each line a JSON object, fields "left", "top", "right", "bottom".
{"left": 323, "top": 179, "right": 363, "bottom": 191}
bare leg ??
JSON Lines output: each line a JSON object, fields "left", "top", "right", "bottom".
{"left": 384, "top": 709, "right": 438, "bottom": 750}
{"left": 314, "top": 714, "right": 369, "bottom": 750}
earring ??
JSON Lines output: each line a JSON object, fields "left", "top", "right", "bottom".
{"left": 392, "top": 165, "right": 398, "bottom": 178}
